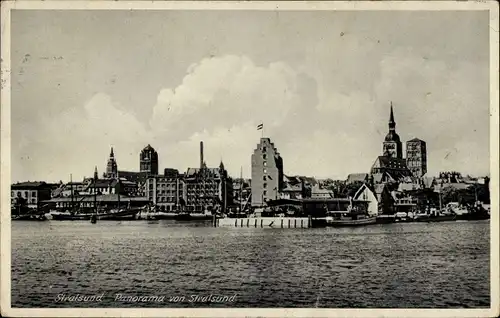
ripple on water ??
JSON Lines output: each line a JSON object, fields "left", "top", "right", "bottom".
{"left": 11, "top": 220, "right": 490, "bottom": 308}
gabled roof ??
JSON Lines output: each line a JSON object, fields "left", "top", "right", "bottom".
{"left": 353, "top": 183, "right": 375, "bottom": 200}
{"left": 185, "top": 167, "right": 221, "bottom": 179}
{"left": 372, "top": 156, "right": 409, "bottom": 170}
{"left": 371, "top": 156, "right": 412, "bottom": 180}
{"left": 407, "top": 138, "right": 425, "bottom": 143}
{"left": 117, "top": 171, "right": 149, "bottom": 183}
{"left": 12, "top": 181, "right": 50, "bottom": 189}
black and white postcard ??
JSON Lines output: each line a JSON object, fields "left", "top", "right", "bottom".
{"left": 1, "top": 1, "right": 499, "bottom": 317}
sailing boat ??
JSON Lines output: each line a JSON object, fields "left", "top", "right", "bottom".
{"left": 51, "top": 169, "right": 140, "bottom": 221}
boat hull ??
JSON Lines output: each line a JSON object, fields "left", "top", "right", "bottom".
{"left": 414, "top": 215, "right": 456, "bottom": 222}
{"left": 455, "top": 213, "right": 490, "bottom": 221}
{"left": 175, "top": 213, "right": 213, "bottom": 221}
{"left": 50, "top": 208, "right": 140, "bottom": 221}
{"left": 327, "top": 217, "right": 377, "bottom": 227}
{"left": 376, "top": 215, "right": 396, "bottom": 224}
{"left": 151, "top": 212, "right": 178, "bottom": 220}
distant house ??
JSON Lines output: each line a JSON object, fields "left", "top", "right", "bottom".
{"left": 353, "top": 183, "right": 378, "bottom": 216}
{"left": 52, "top": 181, "right": 91, "bottom": 198}
{"left": 374, "top": 183, "right": 395, "bottom": 214}
{"left": 346, "top": 173, "right": 369, "bottom": 185}
{"left": 81, "top": 178, "right": 138, "bottom": 196}
{"left": 280, "top": 175, "right": 317, "bottom": 200}
{"left": 434, "top": 182, "right": 470, "bottom": 193}
{"left": 11, "top": 181, "right": 53, "bottom": 209}
{"left": 311, "top": 184, "right": 334, "bottom": 199}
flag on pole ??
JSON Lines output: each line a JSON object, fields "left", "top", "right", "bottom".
{"left": 257, "top": 123, "right": 264, "bottom": 130}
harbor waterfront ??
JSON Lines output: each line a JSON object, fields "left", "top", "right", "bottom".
{"left": 12, "top": 220, "right": 490, "bottom": 308}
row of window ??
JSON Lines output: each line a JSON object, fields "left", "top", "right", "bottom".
{"left": 11, "top": 191, "right": 37, "bottom": 197}
{"left": 11, "top": 198, "right": 37, "bottom": 204}
{"left": 157, "top": 197, "right": 177, "bottom": 203}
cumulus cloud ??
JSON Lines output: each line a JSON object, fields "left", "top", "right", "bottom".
{"left": 13, "top": 94, "right": 152, "bottom": 181}
{"left": 149, "top": 55, "right": 308, "bottom": 142}
{"left": 13, "top": 50, "right": 489, "bottom": 182}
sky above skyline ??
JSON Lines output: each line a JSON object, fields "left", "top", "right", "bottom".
{"left": 10, "top": 10, "right": 490, "bottom": 183}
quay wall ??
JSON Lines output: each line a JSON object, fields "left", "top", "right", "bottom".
{"left": 215, "top": 217, "right": 311, "bottom": 228}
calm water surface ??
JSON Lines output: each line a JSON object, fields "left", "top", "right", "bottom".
{"left": 12, "top": 220, "right": 490, "bottom": 308}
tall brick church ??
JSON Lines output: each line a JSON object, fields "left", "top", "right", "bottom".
{"left": 371, "top": 104, "right": 427, "bottom": 183}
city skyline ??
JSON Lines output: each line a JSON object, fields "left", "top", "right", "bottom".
{"left": 11, "top": 10, "right": 490, "bottom": 183}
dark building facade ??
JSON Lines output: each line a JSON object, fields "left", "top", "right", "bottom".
{"left": 251, "top": 137, "right": 284, "bottom": 206}
{"left": 406, "top": 138, "right": 427, "bottom": 178}
{"left": 383, "top": 104, "right": 403, "bottom": 159}
{"left": 11, "top": 181, "right": 53, "bottom": 209}
{"left": 146, "top": 169, "right": 185, "bottom": 212}
{"left": 183, "top": 142, "right": 233, "bottom": 213}
{"left": 140, "top": 144, "right": 159, "bottom": 176}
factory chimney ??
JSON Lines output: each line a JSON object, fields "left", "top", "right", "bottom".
{"left": 200, "top": 141, "right": 204, "bottom": 169}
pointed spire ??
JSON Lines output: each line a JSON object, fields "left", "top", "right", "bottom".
{"left": 94, "top": 166, "right": 98, "bottom": 180}
{"left": 110, "top": 147, "right": 114, "bottom": 158}
{"left": 388, "top": 102, "right": 396, "bottom": 131}
{"left": 389, "top": 102, "right": 394, "bottom": 123}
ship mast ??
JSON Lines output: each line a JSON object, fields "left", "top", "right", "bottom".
{"left": 240, "top": 167, "right": 243, "bottom": 213}
{"left": 70, "top": 174, "right": 74, "bottom": 212}
{"left": 116, "top": 172, "right": 120, "bottom": 211}
{"left": 223, "top": 176, "right": 227, "bottom": 215}
{"left": 94, "top": 166, "right": 98, "bottom": 215}
{"left": 439, "top": 189, "right": 442, "bottom": 211}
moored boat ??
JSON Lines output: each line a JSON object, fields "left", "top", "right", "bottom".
{"left": 12, "top": 211, "right": 48, "bottom": 221}
{"left": 152, "top": 211, "right": 178, "bottom": 220}
{"left": 376, "top": 214, "right": 396, "bottom": 224}
{"left": 326, "top": 213, "right": 377, "bottom": 227}
{"left": 174, "top": 211, "right": 213, "bottom": 221}
{"left": 50, "top": 207, "right": 141, "bottom": 221}
{"left": 414, "top": 208, "right": 456, "bottom": 223}
{"left": 455, "top": 203, "right": 490, "bottom": 221}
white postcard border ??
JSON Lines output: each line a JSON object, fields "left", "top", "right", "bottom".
{"left": 1, "top": 1, "right": 498, "bottom": 317}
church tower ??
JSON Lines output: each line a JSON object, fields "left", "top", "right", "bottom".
{"left": 382, "top": 103, "right": 403, "bottom": 159}
{"left": 140, "top": 144, "right": 159, "bottom": 176}
{"left": 105, "top": 147, "right": 118, "bottom": 179}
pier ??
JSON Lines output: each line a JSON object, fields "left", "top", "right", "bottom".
{"left": 214, "top": 216, "right": 312, "bottom": 228}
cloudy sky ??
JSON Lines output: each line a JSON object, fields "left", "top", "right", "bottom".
{"left": 11, "top": 9, "right": 490, "bottom": 182}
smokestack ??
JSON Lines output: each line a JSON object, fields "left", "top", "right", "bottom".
{"left": 200, "top": 141, "right": 204, "bottom": 169}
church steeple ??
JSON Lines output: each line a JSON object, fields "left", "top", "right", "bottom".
{"left": 105, "top": 146, "right": 118, "bottom": 178}
{"left": 389, "top": 102, "right": 396, "bottom": 131}
{"left": 383, "top": 102, "right": 403, "bottom": 159}
{"left": 94, "top": 166, "right": 98, "bottom": 181}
